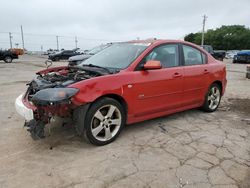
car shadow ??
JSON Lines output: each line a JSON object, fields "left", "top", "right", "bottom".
{"left": 37, "top": 109, "right": 202, "bottom": 149}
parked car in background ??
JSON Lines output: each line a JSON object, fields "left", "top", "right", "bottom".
{"left": 201, "top": 45, "right": 226, "bottom": 61}
{"left": 68, "top": 43, "right": 113, "bottom": 66}
{"left": 48, "top": 48, "right": 82, "bottom": 61}
{"left": 233, "top": 50, "right": 250, "bottom": 63}
{"left": 225, "top": 50, "right": 239, "bottom": 59}
{"left": 0, "top": 49, "right": 18, "bottom": 63}
{"left": 15, "top": 40, "right": 226, "bottom": 145}
{"left": 44, "top": 49, "right": 59, "bottom": 55}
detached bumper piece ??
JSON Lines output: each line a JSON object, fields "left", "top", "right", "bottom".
{"left": 24, "top": 120, "right": 45, "bottom": 140}
{"left": 15, "top": 94, "right": 34, "bottom": 121}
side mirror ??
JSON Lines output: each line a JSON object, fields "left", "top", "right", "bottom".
{"left": 143, "top": 60, "right": 162, "bottom": 70}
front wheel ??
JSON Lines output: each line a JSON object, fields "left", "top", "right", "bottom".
{"left": 4, "top": 56, "right": 12, "bottom": 63}
{"left": 84, "top": 98, "right": 126, "bottom": 146}
{"left": 202, "top": 83, "right": 221, "bottom": 112}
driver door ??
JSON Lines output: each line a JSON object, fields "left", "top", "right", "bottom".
{"left": 128, "top": 44, "right": 184, "bottom": 117}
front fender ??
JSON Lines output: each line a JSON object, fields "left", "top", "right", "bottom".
{"left": 69, "top": 73, "right": 131, "bottom": 105}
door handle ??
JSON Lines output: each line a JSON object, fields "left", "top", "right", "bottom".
{"left": 172, "top": 72, "right": 182, "bottom": 78}
{"left": 203, "top": 69, "right": 209, "bottom": 74}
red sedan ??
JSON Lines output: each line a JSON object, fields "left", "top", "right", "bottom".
{"left": 15, "top": 39, "right": 227, "bottom": 145}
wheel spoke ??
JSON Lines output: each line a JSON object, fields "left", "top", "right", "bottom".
{"left": 207, "top": 96, "right": 212, "bottom": 101}
{"left": 110, "top": 118, "right": 121, "bottom": 125}
{"left": 212, "top": 87, "right": 216, "bottom": 94}
{"left": 209, "top": 100, "right": 214, "bottom": 109}
{"left": 104, "top": 127, "right": 112, "bottom": 140}
{"left": 214, "top": 100, "right": 218, "bottom": 106}
{"left": 92, "top": 124, "right": 104, "bottom": 137}
{"left": 106, "top": 105, "right": 116, "bottom": 118}
{"left": 94, "top": 110, "right": 105, "bottom": 121}
{"left": 214, "top": 90, "right": 220, "bottom": 97}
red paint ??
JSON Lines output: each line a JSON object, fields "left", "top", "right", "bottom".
{"left": 26, "top": 40, "right": 227, "bottom": 124}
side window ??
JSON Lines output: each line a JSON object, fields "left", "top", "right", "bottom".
{"left": 183, "top": 45, "right": 203, "bottom": 66}
{"left": 145, "top": 44, "right": 179, "bottom": 68}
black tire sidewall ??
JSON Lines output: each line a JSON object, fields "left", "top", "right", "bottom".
{"left": 84, "top": 98, "right": 126, "bottom": 146}
{"left": 202, "top": 83, "right": 221, "bottom": 112}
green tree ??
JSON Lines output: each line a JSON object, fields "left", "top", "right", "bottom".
{"left": 184, "top": 25, "right": 250, "bottom": 50}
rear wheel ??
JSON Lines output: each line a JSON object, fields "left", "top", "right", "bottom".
{"left": 4, "top": 56, "right": 12, "bottom": 63}
{"left": 202, "top": 83, "right": 221, "bottom": 112}
{"left": 84, "top": 98, "right": 125, "bottom": 146}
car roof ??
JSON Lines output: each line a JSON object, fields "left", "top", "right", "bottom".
{"left": 127, "top": 39, "right": 198, "bottom": 46}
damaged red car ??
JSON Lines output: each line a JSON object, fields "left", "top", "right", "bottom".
{"left": 15, "top": 40, "right": 227, "bottom": 145}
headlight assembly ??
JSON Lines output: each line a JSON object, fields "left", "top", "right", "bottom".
{"left": 31, "top": 88, "right": 79, "bottom": 106}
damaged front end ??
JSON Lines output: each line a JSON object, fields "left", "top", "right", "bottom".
{"left": 23, "top": 87, "right": 79, "bottom": 139}
{"left": 17, "top": 65, "right": 106, "bottom": 139}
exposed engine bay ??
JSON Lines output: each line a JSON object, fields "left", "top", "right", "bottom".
{"left": 28, "top": 66, "right": 104, "bottom": 95}
{"left": 24, "top": 65, "right": 109, "bottom": 139}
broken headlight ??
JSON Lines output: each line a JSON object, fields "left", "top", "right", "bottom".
{"left": 31, "top": 88, "right": 79, "bottom": 106}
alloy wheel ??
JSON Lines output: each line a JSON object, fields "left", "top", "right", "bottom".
{"left": 207, "top": 86, "right": 221, "bottom": 110}
{"left": 91, "top": 104, "right": 122, "bottom": 142}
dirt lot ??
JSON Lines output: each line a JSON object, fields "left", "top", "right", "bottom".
{"left": 0, "top": 55, "right": 249, "bottom": 188}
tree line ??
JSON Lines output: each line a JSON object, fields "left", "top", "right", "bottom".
{"left": 184, "top": 25, "right": 250, "bottom": 50}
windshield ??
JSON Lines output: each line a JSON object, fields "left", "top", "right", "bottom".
{"left": 79, "top": 43, "right": 149, "bottom": 69}
{"left": 87, "top": 45, "right": 109, "bottom": 55}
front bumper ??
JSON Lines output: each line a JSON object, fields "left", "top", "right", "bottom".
{"left": 15, "top": 94, "right": 34, "bottom": 121}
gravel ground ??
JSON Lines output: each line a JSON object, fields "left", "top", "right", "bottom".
{"left": 0, "top": 56, "right": 249, "bottom": 188}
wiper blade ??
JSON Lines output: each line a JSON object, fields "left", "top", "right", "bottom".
{"left": 84, "top": 64, "right": 111, "bottom": 73}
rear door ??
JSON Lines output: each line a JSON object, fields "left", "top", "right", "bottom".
{"left": 182, "top": 44, "right": 209, "bottom": 106}
{"left": 129, "top": 44, "right": 184, "bottom": 117}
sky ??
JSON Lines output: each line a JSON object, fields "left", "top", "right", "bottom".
{"left": 0, "top": 0, "right": 250, "bottom": 51}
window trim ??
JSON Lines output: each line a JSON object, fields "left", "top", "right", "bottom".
{"left": 181, "top": 44, "right": 208, "bottom": 66}
{"left": 135, "top": 43, "right": 182, "bottom": 71}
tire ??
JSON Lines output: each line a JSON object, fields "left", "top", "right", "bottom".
{"left": 83, "top": 97, "right": 126, "bottom": 146}
{"left": 202, "top": 83, "right": 221, "bottom": 112}
{"left": 233, "top": 60, "right": 237, "bottom": 64}
{"left": 51, "top": 57, "right": 59, "bottom": 61}
{"left": 4, "top": 56, "right": 12, "bottom": 63}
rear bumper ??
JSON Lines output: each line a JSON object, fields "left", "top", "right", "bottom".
{"left": 15, "top": 94, "right": 34, "bottom": 121}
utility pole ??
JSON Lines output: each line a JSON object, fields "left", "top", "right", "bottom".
{"left": 56, "top": 36, "right": 59, "bottom": 50}
{"left": 20, "top": 25, "right": 25, "bottom": 50}
{"left": 9, "top": 32, "right": 13, "bottom": 49}
{"left": 201, "top": 14, "right": 208, "bottom": 46}
{"left": 75, "top": 36, "right": 78, "bottom": 48}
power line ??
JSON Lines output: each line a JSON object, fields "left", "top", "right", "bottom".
{"left": 0, "top": 30, "right": 125, "bottom": 41}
